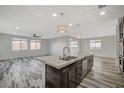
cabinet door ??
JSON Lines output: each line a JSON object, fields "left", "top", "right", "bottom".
{"left": 46, "top": 65, "right": 61, "bottom": 88}
{"left": 75, "top": 61, "right": 82, "bottom": 86}
{"left": 68, "top": 64, "right": 76, "bottom": 88}
{"left": 82, "top": 59, "right": 88, "bottom": 78}
{"left": 87, "top": 59, "right": 90, "bottom": 72}
{"left": 88, "top": 56, "right": 94, "bottom": 71}
{"left": 61, "top": 63, "right": 76, "bottom": 88}
{"left": 61, "top": 68, "right": 69, "bottom": 88}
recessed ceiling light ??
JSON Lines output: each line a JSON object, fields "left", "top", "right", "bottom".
{"left": 52, "top": 13, "right": 57, "bottom": 17}
{"left": 100, "top": 11, "right": 105, "bottom": 16}
{"left": 69, "top": 24, "right": 73, "bottom": 26}
{"left": 13, "top": 32, "right": 17, "bottom": 34}
{"left": 99, "top": 32, "right": 103, "bottom": 36}
{"left": 16, "top": 26, "right": 20, "bottom": 30}
{"left": 99, "top": 32, "right": 103, "bottom": 34}
{"left": 90, "top": 52, "right": 93, "bottom": 55}
{"left": 69, "top": 39, "right": 73, "bottom": 41}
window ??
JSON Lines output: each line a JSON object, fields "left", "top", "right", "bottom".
{"left": 12, "top": 40, "right": 20, "bottom": 51}
{"left": 90, "top": 40, "right": 101, "bottom": 50}
{"left": 69, "top": 38, "right": 79, "bottom": 56}
{"left": 30, "top": 40, "right": 41, "bottom": 50}
{"left": 21, "top": 40, "right": 28, "bottom": 50}
{"left": 70, "top": 41, "right": 78, "bottom": 48}
{"left": 36, "top": 42, "right": 41, "bottom": 49}
{"left": 12, "top": 38, "right": 27, "bottom": 51}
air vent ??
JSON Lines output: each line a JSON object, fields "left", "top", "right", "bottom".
{"left": 98, "top": 5, "right": 107, "bottom": 9}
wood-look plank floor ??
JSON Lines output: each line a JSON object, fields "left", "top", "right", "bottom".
{"left": 78, "top": 57, "right": 124, "bottom": 88}
{"left": 0, "top": 58, "right": 43, "bottom": 88}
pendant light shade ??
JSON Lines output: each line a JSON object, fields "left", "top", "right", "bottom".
{"left": 57, "top": 25, "right": 67, "bottom": 33}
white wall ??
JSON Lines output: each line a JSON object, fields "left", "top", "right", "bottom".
{"left": 0, "top": 33, "right": 116, "bottom": 59}
{"left": 48, "top": 36, "right": 69, "bottom": 56}
{"left": 79, "top": 36, "right": 116, "bottom": 58}
{"left": 0, "top": 33, "right": 49, "bottom": 60}
{"left": 48, "top": 36, "right": 80, "bottom": 56}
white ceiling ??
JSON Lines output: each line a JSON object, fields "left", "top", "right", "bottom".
{"left": 0, "top": 5, "right": 124, "bottom": 39}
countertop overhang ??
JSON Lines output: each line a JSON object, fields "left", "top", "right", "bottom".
{"left": 37, "top": 55, "right": 91, "bottom": 69}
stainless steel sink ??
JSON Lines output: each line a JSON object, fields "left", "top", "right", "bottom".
{"left": 59, "top": 56, "right": 78, "bottom": 61}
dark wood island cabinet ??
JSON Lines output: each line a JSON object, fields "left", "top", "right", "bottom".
{"left": 45, "top": 55, "right": 94, "bottom": 88}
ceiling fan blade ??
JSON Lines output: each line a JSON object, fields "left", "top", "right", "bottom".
{"left": 98, "top": 5, "right": 107, "bottom": 9}
{"left": 32, "top": 34, "right": 41, "bottom": 38}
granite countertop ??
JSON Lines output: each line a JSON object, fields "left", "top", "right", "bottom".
{"left": 37, "top": 54, "right": 90, "bottom": 69}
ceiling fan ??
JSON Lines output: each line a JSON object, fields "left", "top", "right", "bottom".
{"left": 98, "top": 5, "right": 107, "bottom": 9}
{"left": 32, "top": 34, "right": 41, "bottom": 38}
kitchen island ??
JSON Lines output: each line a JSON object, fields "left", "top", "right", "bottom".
{"left": 37, "top": 55, "right": 94, "bottom": 88}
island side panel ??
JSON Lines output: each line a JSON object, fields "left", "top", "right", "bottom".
{"left": 45, "top": 55, "right": 94, "bottom": 88}
{"left": 45, "top": 64, "right": 61, "bottom": 88}
{"left": 41, "top": 62, "right": 45, "bottom": 88}
{"left": 45, "top": 60, "right": 83, "bottom": 88}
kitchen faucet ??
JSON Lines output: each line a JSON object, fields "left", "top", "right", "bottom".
{"left": 63, "top": 47, "right": 71, "bottom": 58}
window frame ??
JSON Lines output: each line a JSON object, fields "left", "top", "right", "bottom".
{"left": 90, "top": 40, "right": 102, "bottom": 50}
{"left": 69, "top": 38, "right": 79, "bottom": 56}
{"left": 12, "top": 38, "right": 28, "bottom": 51}
{"left": 20, "top": 40, "right": 28, "bottom": 50}
{"left": 30, "top": 40, "right": 41, "bottom": 50}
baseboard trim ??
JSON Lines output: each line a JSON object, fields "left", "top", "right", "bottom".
{"left": 94, "top": 56, "right": 116, "bottom": 59}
